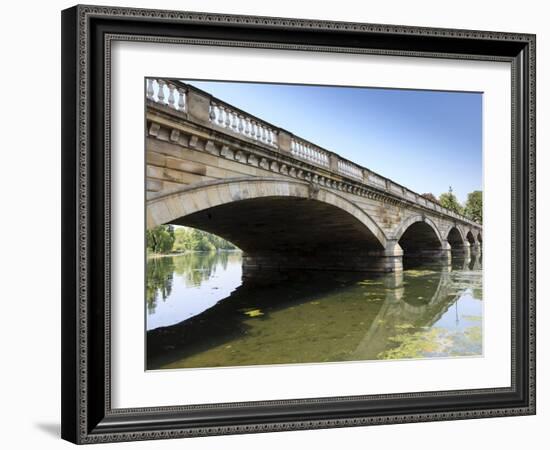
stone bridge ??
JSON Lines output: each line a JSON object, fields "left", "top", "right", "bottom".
{"left": 145, "top": 79, "right": 482, "bottom": 273}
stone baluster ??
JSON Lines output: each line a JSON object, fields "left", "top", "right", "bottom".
{"left": 167, "top": 84, "right": 176, "bottom": 108}
{"left": 218, "top": 106, "right": 225, "bottom": 126}
{"left": 157, "top": 79, "right": 166, "bottom": 104}
{"left": 209, "top": 103, "right": 217, "bottom": 122}
{"left": 146, "top": 79, "right": 154, "bottom": 100}
{"left": 224, "top": 107, "right": 231, "bottom": 128}
{"left": 177, "top": 87, "right": 186, "bottom": 111}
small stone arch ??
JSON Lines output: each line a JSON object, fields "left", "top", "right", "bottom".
{"left": 392, "top": 215, "right": 444, "bottom": 256}
{"left": 465, "top": 230, "right": 476, "bottom": 245}
{"left": 446, "top": 225, "right": 466, "bottom": 249}
{"left": 393, "top": 215, "right": 444, "bottom": 245}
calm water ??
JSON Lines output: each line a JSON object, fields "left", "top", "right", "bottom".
{"left": 146, "top": 251, "right": 482, "bottom": 370}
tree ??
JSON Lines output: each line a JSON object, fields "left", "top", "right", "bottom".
{"left": 421, "top": 193, "right": 439, "bottom": 204}
{"left": 172, "top": 226, "right": 238, "bottom": 252}
{"left": 464, "top": 190, "right": 482, "bottom": 224}
{"left": 146, "top": 225, "right": 175, "bottom": 254}
{"left": 439, "top": 186, "right": 464, "bottom": 215}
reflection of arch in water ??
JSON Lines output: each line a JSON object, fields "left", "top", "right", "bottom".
{"left": 146, "top": 270, "right": 382, "bottom": 369}
{"left": 352, "top": 265, "right": 462, "bottom": 360}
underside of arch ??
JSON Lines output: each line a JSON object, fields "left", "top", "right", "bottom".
{"left": 148, "top": 178, "right": 397, "bottom": 272}
{"left": 394, "top": 216, "right": 443, "bottom": 257}
{"left": 176, "top": 196, "right": 384, "bottom": 255}
{"left": 447, "top": 226, "right": 465, "bottom": 249}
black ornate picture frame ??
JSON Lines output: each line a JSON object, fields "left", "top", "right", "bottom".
{"left": 61, "top": 4, "right": 536, "bottom": 444}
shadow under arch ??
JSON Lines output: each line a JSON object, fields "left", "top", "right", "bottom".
{"left": 148, "top": 177, "right": 390, "bottom": 272}
{"left": 447, "top": 226, "right": 466, "bottom": 251}
{"left": 392, "top": 215, "right": 443, "bottom": 257}
{"left": 466, "top": 230, "right": 476, "bottom": 246}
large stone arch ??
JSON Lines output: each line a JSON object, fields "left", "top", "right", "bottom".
{"left": 147, "top": 177, "right": 388, "bottom": 249}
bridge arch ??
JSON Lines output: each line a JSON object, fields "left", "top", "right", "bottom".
{"left": 466, "top": 230, "right": 476, "bottom": 245}
{"left": 392, "top": 215, "right": 443, "bottom": 256}
{"left": 148, "top": 178, "right": 389, "bottom": 271}
{"left": 446, "top": 226, "right": 466, "bottom": 250}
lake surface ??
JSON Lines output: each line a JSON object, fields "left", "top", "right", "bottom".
{"left": 146, "top": 251, "right": 482, "bottom": 370}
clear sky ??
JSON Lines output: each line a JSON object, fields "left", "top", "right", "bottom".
{"left": 185, "top": 80, "right": 482, "bottom": 204}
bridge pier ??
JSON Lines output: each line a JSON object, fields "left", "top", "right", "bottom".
{"left": 241, "top": 239, "right": 405, "bottom": 278}
{"left": 471, "top": 242, "right": 481, "bottom": 253}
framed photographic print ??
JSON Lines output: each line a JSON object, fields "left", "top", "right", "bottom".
{"left": 61, "top": 4, "right": 536, "bottom": 444}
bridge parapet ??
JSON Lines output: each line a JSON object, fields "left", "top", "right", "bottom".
{"left": 145, "top": 78, "right": 480, "bottom": 229}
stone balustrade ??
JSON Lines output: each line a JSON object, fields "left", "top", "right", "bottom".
{"left": 209, "top": 101, "right": 278, "bottom": 148}
{"left": 337, "top": 159, "right": 363, "bottom": 180}
{"left": 290, "top": 138, "right": 330, "bottom": 167}
{"left": 146, "top": 78, "right": 187, "bottom": 112}
{"left": 147, "top": 78, "right": 480, "bottom": 226}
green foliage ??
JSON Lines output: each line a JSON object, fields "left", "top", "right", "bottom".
{"left": 438, "top": 187, "right": 464, "bottom": 215}
{"left": 464, "top": 190, "right": 482, "bottom": 224}
{"left": 173, "top": 227, "right": 238, "bottom": 253}
{"left": 147, "top": 225, "right": 238, "bottom": 255}
{"left": 378, "top": 327, "right": 453, "bottom": 359}
{"left": 146, "top": 256, "right": 174, "bottom": 312}
{"left": 146, "top": 225, "right": 175, "bottom": 254}
{"left": 173, "top": 251, "right": 230, "bottom": 286}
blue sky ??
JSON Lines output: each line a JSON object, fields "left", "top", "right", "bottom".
{"left": 185, "top": 80, "right": 482, "bottom": 203}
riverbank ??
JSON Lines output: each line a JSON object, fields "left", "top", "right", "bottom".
{"left": 147, "top": 249, "right": 242, "bottom": 259}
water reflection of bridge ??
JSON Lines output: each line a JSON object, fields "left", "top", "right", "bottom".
{"left": 352, "top": 254, "right": 481, "bottom": 360}
{"left": 147, "top": 253, "right": 482, "bottom": 369}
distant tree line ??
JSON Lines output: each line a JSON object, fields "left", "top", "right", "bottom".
{"left": 422, "top": 188, "right": 482, "bottom": 224}
{"left": 146, "top": 225, "right": 238, "bottom": 255}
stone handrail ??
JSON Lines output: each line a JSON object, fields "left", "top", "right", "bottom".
{"left": 147, "top": 78, "right": 479, "bottom": 226}
{"left": 208, "top": 101, "right": 278, "bottom": 148}
{"left": 290, "top": 137, "right": 330, "bottom": 168}
{"left": 146, "top": 78, "right": 187, "bottom": 112}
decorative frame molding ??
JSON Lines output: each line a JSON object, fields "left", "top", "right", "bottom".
{"left": 61, "top": 4, "right": 536, "bottom": 444}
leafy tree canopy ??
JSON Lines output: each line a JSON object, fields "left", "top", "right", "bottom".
{"left": 464, "top": 190, "right": 482, "bottom": 224}
{"left": 439, "top": 186, "right": 464, "bottom": 215}
{"left": 147, "top": 225, "right": 238, "bottom": 254}
{"left": 146, "top": 225, "right": 175, "bottom": 254}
